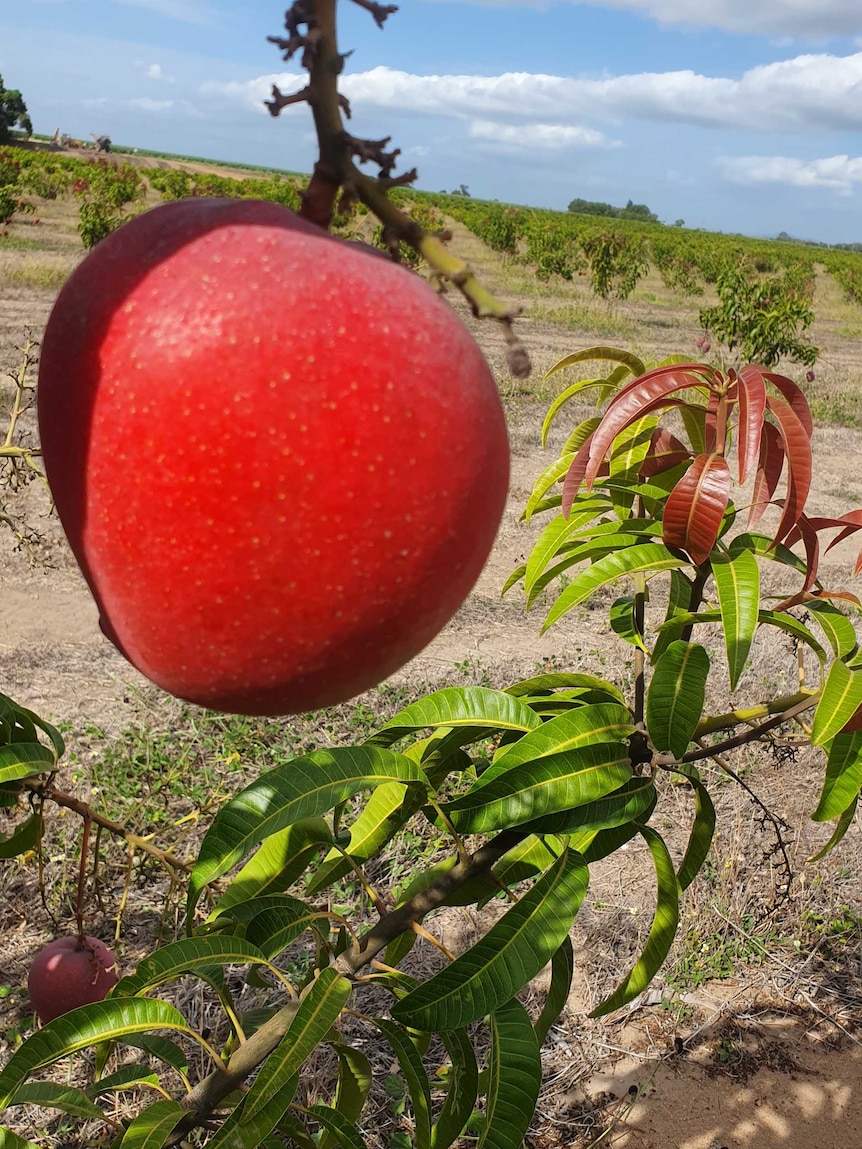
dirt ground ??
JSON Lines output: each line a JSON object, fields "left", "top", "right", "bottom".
{"left": 2, "top": 170, "right": 862, "bottom": 1148}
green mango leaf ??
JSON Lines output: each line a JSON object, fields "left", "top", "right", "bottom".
{"left": 534, "top": 936, "right": 574, "bottom": 1048}
{"left": 812, "top": 731, "right": 862, "bottom": 821}
{"left": 518, "top": 775, "right": 655, "bottom": 837}
{"left": 87, "top": 1064, "right": 160, "bottom": 1097}
{"left": 591, "top": 827, "right": 679, "bottom": 1016}
{"left": 441, "top": 742, "right": 631, "bottom": 835}
{"left": 646, "top": 641, "right": 709, "bottom": 759}
{"left": 0, "top": 693, "right": 64, "bottom": 757}
{"left": 369, "top": 688, "right": 542, "bottom": 747}
{"left": 505, "top": 673, "right": 624, "bottom": 703}
{"left": 321, "top": 1042, "right": 372, "bottom": 1147}
{"left": 729, "top": 532, "right": 807, "bottom": 575}
{"left": 812, "top": 661, "right": 862, "bottom": 746}
{"left": 543, "top": 383, "right": 612, "bottom": 446}
{"left": 756, "top": 611, "right": 828, "bottom": 663}
{"left": 476, "top": 998, "right": 541, "bottom": 1149}
{"left": 501, "top": 561, "right": 527, "bottom": 596}
{"left": 242, "top": 969, "right": 351, "bottom": 1122}
{"left": 807, "top": 601, "right": 859, "bottom": 661}
{"left": 8, "top": 1082, "right": 105, "bottom": 1122}
{"left": 652, "top": 568, "right": 694, "bottom": 663}
{"left": 0, "top": 813, "right": 42, "bottom": 859}
{"left": 809, "top": 796, "right": 857, "bottom": 861}
{"left": 207, "top": 1081, "right": 297, "bottom": 1149}
{"left": 523, "top": 504, "right": 612, "bottom": 595}
{"left": 432, "top": 1029, "right": 479, "bottom": 1149}
{"left": 117, "top": 1098, "right": 186, "bottom": 1148}
{"left": 188, "top": 748, "right": 426, "bottom": 919}
{"left": 610, "top": 596, "right": 648, "bottom": 652}
{"left": 114, "top": 936, "right": 270, "bottom": 997}
{"left": 0, "top": 999, "right": 196, "bottom": 1110}
{"left": 373, "top": 1020, "right": 432, "bottom": 1149}
{"left": 526, "top": 534, "right": 653, "bottom": 610}
{"left": 245, "top": 903, "right": 324, "bottom": 961}
{"left": 122, "top": 1034, "right": 189, "bottom": 1079}
{"left": 393, "top": 848, "right": 588, "bottom": 1031}
{"left": 308, "top": 1105, "right": 367, "bottom": 1149}
{"left": 543, "top": 346, "right": 644, "bottom": 383}
{"left": 711, "top": 548, "right": 760, "bottom": 689}
{"left": 209, "top": 818, "right": 332, "bottom": 918}
{"left": 543, "top": 544, "right": 682, "bottom": 632}
{"left": 672, "top": 768, "right": 716, "bottom": 891}
{"left": 307, "top": 736, "right": 467, "bottom": 896}
{"left": 0, "top": 1126, "right": 41, "bottom": 1149}
{"left": 483, "top": 703, "right": 633, "bottom": 782}
{"left": 0, "top": 743, "right": 56, "bottom": 786}
{"left": 524, "top": 453, "right": 575, "bottom": 522}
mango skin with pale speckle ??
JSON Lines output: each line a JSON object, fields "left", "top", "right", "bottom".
{"left": 38, "top": 198, "right": 510, "bottom": 715}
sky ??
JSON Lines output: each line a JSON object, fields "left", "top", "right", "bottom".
{"left": 3, "top": 1, "right": 862, "bottom": 242}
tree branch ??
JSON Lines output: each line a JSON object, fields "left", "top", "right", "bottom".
{"left": 168, "top": 829, "right": 524, "bottom": 1141}
{"left": 22, "top": 779, "right": 193, "bottom": 874}
{"left": 266, "top": 0, "right": 532, "bottom": 377}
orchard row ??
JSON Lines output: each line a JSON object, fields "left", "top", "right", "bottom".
{"left": 3, "top": 144, "right": 861, "bottom": 366}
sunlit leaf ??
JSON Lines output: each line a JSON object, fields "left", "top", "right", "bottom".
{"left": 711, "top": 548, "right": 760, "bottom": 689}
{"left": 369, "top": 688, "right": 542, "bottom": 747}
{"left": 392, "top": 849, "right": 588, "bottom": 1031}
{"left": 476, "top": 998, "right": 541, "bottom": 1149}
{"left": 0, "top": 1000, "right": 196, "bottom": 1111}
{"left": 209, "top": 818, "right": 332, "bottom": 918}
{"left": 662, "top": 453, "right": 730, "bottom": 565}
{"left": 543, "top": 543, "right": 682, "bottom": 632}
{"left": 590, "top": 827, "right": 679, "bottom": 1016}
{"left": 242, "top": 969, "right": 351, "bottom": 1121}
{"left": 188, "top": 748, "right": 426, "bottom": 919}
{"left": 812, "top": 731, "right": 862, "bottom": 821}
{"left": 116, "top": 1099, "right": 186, "bottom": 1149}
{"left": 812, "top": 661, "right": 862, "bottom": 746}
{"left": 442, "top": 742, "right": 631, "bottom": 835}
{"left": 646, "top": 641, "right": 709, "bottom": 759}
{"left": 534, "top": 936, "right": 574, "bottom": 1047}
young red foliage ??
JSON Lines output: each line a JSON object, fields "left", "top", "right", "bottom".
{"left": 662, "top": 452, "right": 731, "bottom": 564}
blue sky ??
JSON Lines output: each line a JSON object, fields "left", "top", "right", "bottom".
{"left": 3, "top": 1, "right": 862, "bottom": 242}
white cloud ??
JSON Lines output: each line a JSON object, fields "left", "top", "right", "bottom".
{"left": 129, "top": 97, "right": 175, "bottom": 112}
{"left": 201, "top": 52, "right": 862, "bottom": 134}
{"left": 468, "top": 119, "right": 614, "bottom": 149}
{"left": 441, "top": 0, "right": 862, "bottom": 37}
{"left": 718, "top": 153, "right": 862, "bottom": 193}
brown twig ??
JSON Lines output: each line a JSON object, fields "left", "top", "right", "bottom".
{"left": 266, "top": 0, "right": 532, "bottom": 377}
{"left": 22, "top": 778, "right": 194, "bottom": 874}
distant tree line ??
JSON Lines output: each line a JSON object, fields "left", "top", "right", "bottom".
{"left": 567, "top": 196, "right": 659, "bottom": 223}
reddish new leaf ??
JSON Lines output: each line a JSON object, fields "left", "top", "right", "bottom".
{"left": 639, "top": 427, "right": 692, "bottom": 478}
{"left": 560, "top": 432, "right": 595, "bottom": 517}
{"left": 736, "top": 365, "right": 767, "bottom": 484}
{"left": 703, "top": 391, "right": 720, "bottom": 455}
{"left": 748, "top": 422, "right": 785, "bottom": 528}
{"left": 763, "top": 371, "right": 813, "bottom": 436}
{"left": 583, "top": 370, "right": 708, "bottom": 489}
{"left": 775, "top": 514, "right": 820, "bottom": 608}
{"left": 766, "top": 396, "right": 812, "bottom": 545}
{"left": 662, "top": 453, "right": 731, "bottom": 565}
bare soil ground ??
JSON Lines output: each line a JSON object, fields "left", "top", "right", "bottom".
{"left": 2, "top": 170, "right": 862, "bottom": 1148}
